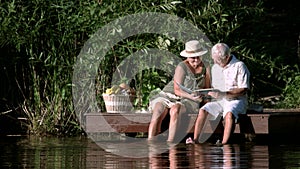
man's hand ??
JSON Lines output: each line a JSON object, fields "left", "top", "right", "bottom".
{"left": 208, "top": 90, "right": 225, "bottom": 99}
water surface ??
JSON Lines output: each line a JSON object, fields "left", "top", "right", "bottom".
{"left": 0, "top": 136, "right": 300, "bottom": 168}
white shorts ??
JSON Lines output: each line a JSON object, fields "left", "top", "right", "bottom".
{"left": 201, "top": 98, "right": 248, "bottom": 121}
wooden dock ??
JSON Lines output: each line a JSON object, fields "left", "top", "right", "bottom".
{"left": 84, "top": 108, "right": 300, "bottom": 142}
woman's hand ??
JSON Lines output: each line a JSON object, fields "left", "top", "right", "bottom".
{"left": 191, "top": 93, "right": 204, "bottom": 102}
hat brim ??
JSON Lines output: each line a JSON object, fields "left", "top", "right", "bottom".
{"left": 180, "top": 50, "right": 208, "bottom": 57}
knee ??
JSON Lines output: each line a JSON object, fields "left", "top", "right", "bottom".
{"left": 199, "top": 109, "right": 208, "bottom": 116}
{"left": 153, "top": 102, "right": 164, "bottom": 112}
{"left": 151, "top": 110, "right": 161, "bottom": 117}
{"left": 224, "top": 112, "right": 234, "bottom": 121}
{"left": 169, "top": 104, "right": 181, "bottom": 117}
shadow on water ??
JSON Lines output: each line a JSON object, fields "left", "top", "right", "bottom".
{"left": 0, "top": 136, "right": 300, "bottom": 168}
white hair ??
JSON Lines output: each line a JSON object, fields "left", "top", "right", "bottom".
{"left": 211, "top": 43, "right": 231, "bottom": 60}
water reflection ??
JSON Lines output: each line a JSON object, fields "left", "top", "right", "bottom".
{"left": 0, "top": 136, "right": 88, "bottom": 168}
{"left": 0, "top": 136, "right": 299, "bottom": 168}
{"left": 148, "top": 143, "right": 268, "bottom": 169}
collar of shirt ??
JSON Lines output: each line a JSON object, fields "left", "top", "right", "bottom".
{"left": 223, "top": 55, "right": 238, "bottom": 69}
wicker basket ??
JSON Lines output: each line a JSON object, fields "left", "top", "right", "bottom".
{"left": 102, "top": 94, "right": 136, "bottom": 113}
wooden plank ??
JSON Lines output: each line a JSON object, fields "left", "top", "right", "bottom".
{"left": 85, "top": 112, "right": 271, "bottom": 134}
{"left": 269, "top": 113, "right": 300, "bottom": 135}
{"left": 263, "top": 108, "right": 300, "bottom": 135}
{"left": 243, "top": 114, "right": 269, "bottom": 134}
{"left": 85, "top": 113, "right": 151, "bottom": 133}
{"left": 84, "top": 109, "right": 300, "bottom": 143}
{"left": 263, "top": 108, "right": 300, "bottom": 113}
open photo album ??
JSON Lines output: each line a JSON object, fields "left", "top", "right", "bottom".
{"left": 175, "top": 81, "right": 217, "bottom": 95}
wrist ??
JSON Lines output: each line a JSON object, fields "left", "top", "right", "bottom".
{"left": 219, "top": 91, "right": 226, "bottom": 98}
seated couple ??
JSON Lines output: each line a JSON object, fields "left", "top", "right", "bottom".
{"left": 147, "top": 41, "right": 250, "bottom": 145}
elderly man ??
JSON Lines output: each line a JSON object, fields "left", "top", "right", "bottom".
{"left": 186, "top": 43, "right": 250, "bottom": 145}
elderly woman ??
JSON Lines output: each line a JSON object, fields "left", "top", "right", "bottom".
{"left": 148, "top": 40, "right": 211, "bottom": 142}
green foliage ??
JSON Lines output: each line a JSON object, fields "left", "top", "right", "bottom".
{"left": 0, "top": 0, "right": 299, "bottom": 135}
{"left": 276, "top": 70, "right": 300, "bottom": 108}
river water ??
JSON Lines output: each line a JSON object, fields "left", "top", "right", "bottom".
{"left": 0, "top": 136, "right": 300, "bottom": 168}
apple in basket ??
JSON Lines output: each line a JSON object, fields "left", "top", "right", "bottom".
{"left": 104, "top": 83, "right": 135, "bottom": 95}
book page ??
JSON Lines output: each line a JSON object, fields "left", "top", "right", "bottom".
{"left": 193, "top": 88, "right": 216, "bottom": 92}
{"left": 193, "top": 88, "right": 217, "bottom": 95}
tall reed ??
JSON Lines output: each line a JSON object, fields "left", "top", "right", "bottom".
{"left": 0, "top": 0, "right": 299, "bottom": 135}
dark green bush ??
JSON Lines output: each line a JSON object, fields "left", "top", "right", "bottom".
{"left": 0, "top": 0, "right": 299, "bottom": 135}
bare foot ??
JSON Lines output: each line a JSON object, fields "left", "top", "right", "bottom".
{"left": 185, "top": 137, "right": 195, "bottom": 144}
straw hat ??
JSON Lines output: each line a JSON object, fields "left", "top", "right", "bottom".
{"left": 180, "top": 40, "right": 208, "bottom": 57}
